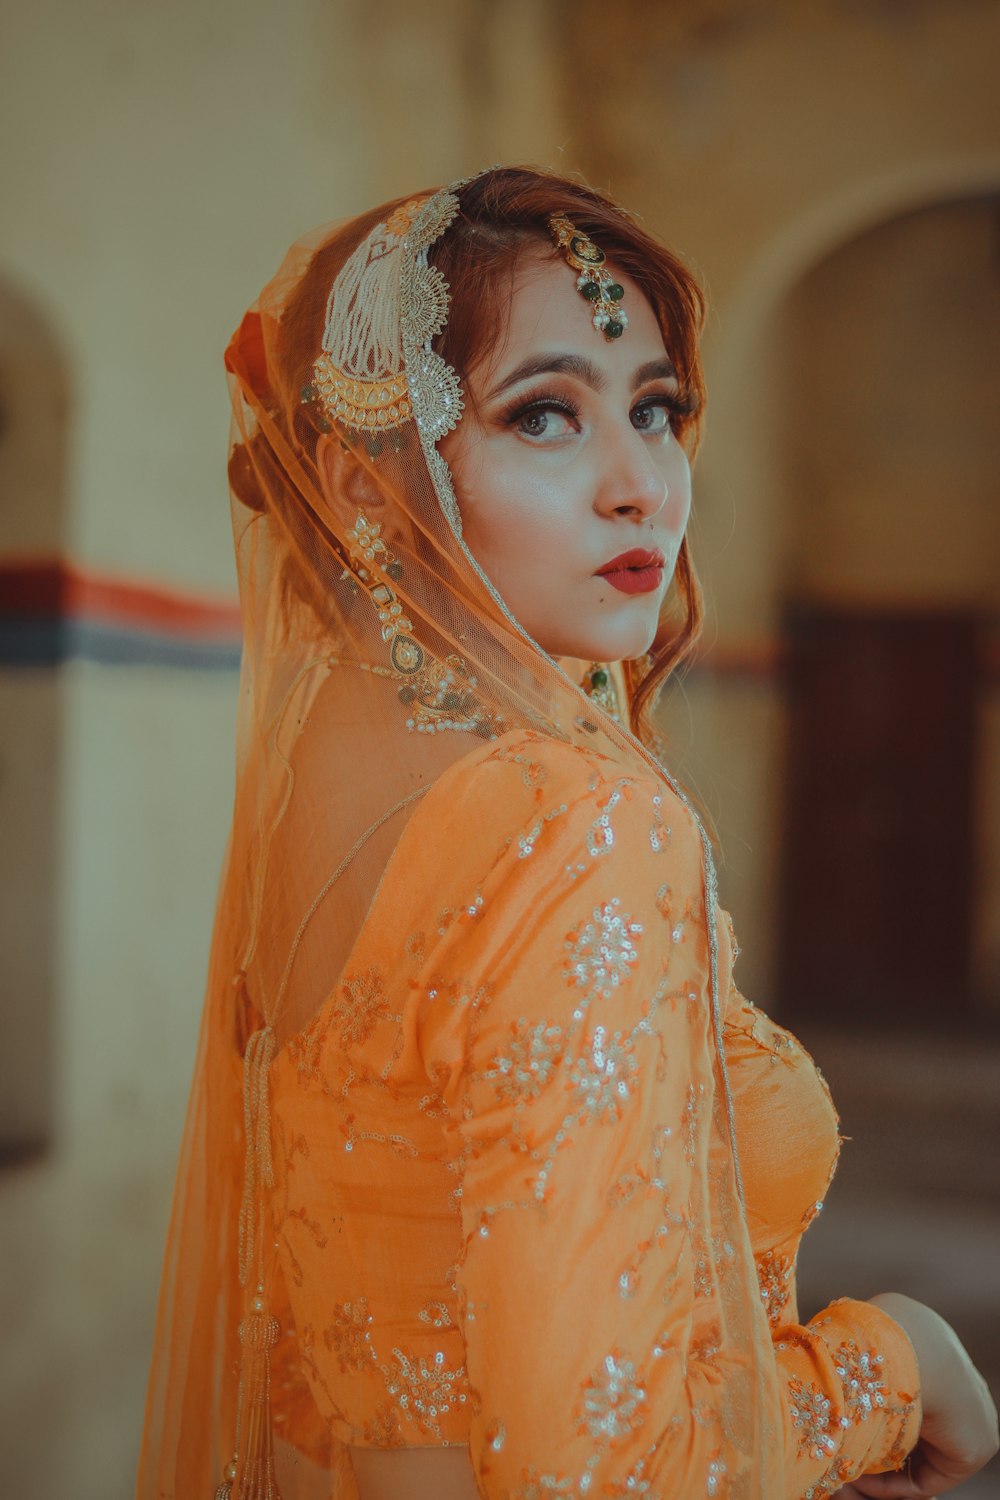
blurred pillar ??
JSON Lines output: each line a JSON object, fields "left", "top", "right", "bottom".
{"left": 0, "top": 280, "right": 71, "bottom": 1157}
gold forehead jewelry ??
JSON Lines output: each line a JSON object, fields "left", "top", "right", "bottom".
{"left": 548, "top": 213, "right": 628, "bottom": 341}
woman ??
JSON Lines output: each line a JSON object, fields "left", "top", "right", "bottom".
{"left": 137, "top": 168, "right": 996, "bottom": 1500}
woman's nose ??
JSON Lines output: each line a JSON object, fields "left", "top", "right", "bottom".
{"left": 594, "top": 423, "right": 669, "bottom": 520}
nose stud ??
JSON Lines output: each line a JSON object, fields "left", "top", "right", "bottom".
{"left": 643, "top": 483, "right": 669, "bottom": 525}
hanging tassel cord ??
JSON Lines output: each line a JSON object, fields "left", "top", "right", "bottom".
{"left": 238, "top": 1025, "right": 276, "bottom": 1288}
{"left": 217, "top": 1024, "right": 283, "bottom": 1500}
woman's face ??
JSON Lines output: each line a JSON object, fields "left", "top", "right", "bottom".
{"left": 439, "top": 248, "right": 693, "bottom": 662}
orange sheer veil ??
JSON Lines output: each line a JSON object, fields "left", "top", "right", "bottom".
{"left": 136, "top": 169, "right": 779, "bottom": 1499}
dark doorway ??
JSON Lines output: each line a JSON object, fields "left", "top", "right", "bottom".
{"left": 777, "top": 606, "right": 980, "bottom": 1027}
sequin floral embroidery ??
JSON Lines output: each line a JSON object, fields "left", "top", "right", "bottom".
{"left": 568, "top": 1025, "right": 639, "bottom": 1121}
{"left": 756, "top": 1248, "right": 793, "bottom": 1326}
{"left": 577, "top": 1352, "right": 648, "bottom": 1442}
{"left": 564, "top": 899, "right": 643, "bottom": 1003}
{"left": 787, "top": 1376, "right": 838, "bottom": 1461}
{"left": 381, "top": 1346, "right": 470, "bottom": 1439}
{"left": 324, "top": 1297, "right": 375, "bottom": 1373}
{"left": 832, "top": 1341, "right": 886, "bottom": 1424}
{"left": 485, "top": 1018, "right": 563, "bottom": 1104}
{"left": 333, "top": 967, "right": 391, "bottom": 1047}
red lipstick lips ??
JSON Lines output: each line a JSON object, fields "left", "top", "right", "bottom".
{"left": 596, "top": 547, "right": 666, "bottom": 596}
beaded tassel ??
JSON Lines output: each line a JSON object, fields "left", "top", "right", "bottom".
{"left": 215, "top": 1465, "right": 237, "bottom": 1500}
{"left": 215, "top": 1025, "right": 283, "bottom": 1498}
{"left": 233, "top": 1286, "right": 282, "bottom": 1499}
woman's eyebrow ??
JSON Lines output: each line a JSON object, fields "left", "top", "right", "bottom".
{"left": 484, "top": 352, "right": 678, "bottom": 402}
{"left": 484, "top": 353, "right": 604, "bottom": 401}
{"left": 632, "top": 357, "right": 678, "bottom": 387}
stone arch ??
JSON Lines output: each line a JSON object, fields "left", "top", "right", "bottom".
{"left": 700, "top": 151, "right": 1000, "bottom": 639}
{"left": 721, "top": 166, "right": 1000, "bottom": 1022}
{"left": 728, "top": 152, "right": 1000, "bottom": 366}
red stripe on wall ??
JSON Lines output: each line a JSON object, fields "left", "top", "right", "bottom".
{"left": 0, "top": 556, "right": 242, "bottom": 638}
{"left": 4, "top": 555, "right": 995, "bottom": 684}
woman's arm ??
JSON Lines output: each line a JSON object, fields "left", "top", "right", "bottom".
{"left": 411, "top": 742, "right": 926, "bottom": 1498}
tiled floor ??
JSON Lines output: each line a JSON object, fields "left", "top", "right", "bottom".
{"left": 793, "top": 1026, "right": 1000, "bottom": 1499}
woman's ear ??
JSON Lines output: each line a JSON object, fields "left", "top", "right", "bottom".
{"left": 316, "top": 433, "right": 390, "bottom": 533}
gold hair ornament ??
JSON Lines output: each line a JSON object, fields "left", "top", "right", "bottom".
{"left": 305, "top": 191, "right": 464, "bottom": 441}
{"left": 549, "top": 213, "right": 628, "bottom": 341}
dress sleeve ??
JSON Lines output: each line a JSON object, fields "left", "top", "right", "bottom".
{"left": 410, "top": 744, "right": 920, "bottom": 1499}
{"left": 772, "top": 1298, "right": 921, "bottom": 1499}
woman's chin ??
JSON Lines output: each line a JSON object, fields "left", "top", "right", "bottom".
{"left": 568, "top": 623, "right": 658, "bottom": 664}
{"left": 529, "top": 601, "right": 661, "bottom": 664}
{"left": 549, "top": 635, "right": 654, "bottom": 666}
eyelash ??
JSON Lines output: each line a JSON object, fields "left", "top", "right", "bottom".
{"left": 501, "top": 388, "right": 697, "bottom": 436}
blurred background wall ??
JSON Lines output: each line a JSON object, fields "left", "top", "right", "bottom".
{"left": 1, "top": 1, "right": 998, "bottom": 1495}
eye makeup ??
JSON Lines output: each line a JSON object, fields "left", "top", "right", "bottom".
{"left": 498, "top": 384, "right": 697, "bottom": 441}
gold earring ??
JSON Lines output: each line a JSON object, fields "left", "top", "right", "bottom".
{"left": 338, "top": 511, "right": 500, "bottom": 738}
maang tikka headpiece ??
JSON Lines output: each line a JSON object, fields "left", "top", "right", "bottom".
{"left": 549, "top": 213, "right": 628, "bottom": 341}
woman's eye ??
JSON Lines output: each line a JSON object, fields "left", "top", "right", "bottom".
{"left": 631, "top": 400, "right": 673, "bottom": 436}
{"left": 510, "top": 401, "right": 578, "bottom": 440}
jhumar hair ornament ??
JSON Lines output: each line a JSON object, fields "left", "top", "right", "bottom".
{"left": 310, "top": 192, "right": 465, "bottom": 440}
{"left": 548, "top": 212, "right": 629, "bottom": 340}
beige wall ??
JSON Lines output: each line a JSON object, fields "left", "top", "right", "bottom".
{"left": 0, "top": 666, "right": 239, "bottom": 1497}
{"left": 2, "top": 3, "right": 999, "bottom": 1495}
{"left": 1, "top": 0, "right": 567, "bottom": 587}
{"left": 563, "top": 2, "right": 1000, "bottom": 997}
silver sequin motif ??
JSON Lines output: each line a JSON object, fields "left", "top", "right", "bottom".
{"left": 579, "top": 1353, "right": 647, "bottom": 1442}
{"left": 565, "top": 900, "right": 643, "bottom": 1002}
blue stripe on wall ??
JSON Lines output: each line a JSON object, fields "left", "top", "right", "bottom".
{"left": 0, "top": 618, "right": 242, "bottom": 670}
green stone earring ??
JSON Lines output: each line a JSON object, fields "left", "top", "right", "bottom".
{"left": 581, "top": 662, "right": 621, "bottom": 722}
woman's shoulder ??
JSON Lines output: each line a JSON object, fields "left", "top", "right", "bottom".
{"left": 403, "top": 725, "right": 700, "bottom": 898}
{"left": 405, "top": 730, "right": 613, "bottom": 882}
{"left": 427, "top": 726, "right": 656, "bottom": 833}
{"left": 357, "top": 726, "right": 708, "bottom": 999}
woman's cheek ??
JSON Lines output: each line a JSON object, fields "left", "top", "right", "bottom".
{"left": 478, "top": 473, "right": 549, "bottom": 553}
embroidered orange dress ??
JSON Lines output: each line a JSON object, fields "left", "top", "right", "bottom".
{"left": 266, "top": 728, "right": 921, "bottom": 1499}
